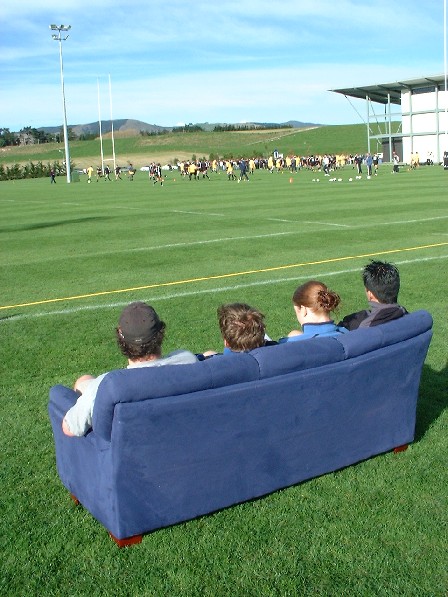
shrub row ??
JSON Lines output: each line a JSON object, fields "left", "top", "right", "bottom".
{"left": 0, "top": 160, "right": 71, "bottom": 181}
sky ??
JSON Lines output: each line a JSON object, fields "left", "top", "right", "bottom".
{"left": 1, "top": 0, "right": 447, "bottom": 131}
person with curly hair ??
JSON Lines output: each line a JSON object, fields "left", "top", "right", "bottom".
{"left": 218, "top": 303, "right": 269, "bottom": 353}
{"left": 199, "top": 303, "right": 276, "bottom": 358}
{"left": 279, "top": 280, "right": 348, "bottom": 343}
{"left": 62, "top": 302, "right": 197, "bottom": 437}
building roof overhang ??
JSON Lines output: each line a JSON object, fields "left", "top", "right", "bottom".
{"left": 330, "top": 74, "right": 447, "bottom": 105}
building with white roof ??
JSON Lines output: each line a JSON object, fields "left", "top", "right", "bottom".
{"left": 331, "top": 75, "right": 448, "bottom": 164}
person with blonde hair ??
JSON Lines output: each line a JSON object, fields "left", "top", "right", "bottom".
{"left": 279, "top": 280, "right": 348, "bottom": 343}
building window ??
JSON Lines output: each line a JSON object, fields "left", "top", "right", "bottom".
{"left": 412, "top": 86, "right": 435, "bottom": 95}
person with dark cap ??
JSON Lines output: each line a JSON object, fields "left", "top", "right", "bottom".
{"left": 62, "top": 302, "right": 198, "bottom": 437}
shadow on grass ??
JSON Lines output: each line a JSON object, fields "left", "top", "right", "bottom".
{"left": 414, "top": 363, "right": 448, "bottom": 442}
{"left": 0, "top": 216, "right": 112, "bottom": 233}
{"left": 0, "top": 314, "right": 19, "bottom": 322}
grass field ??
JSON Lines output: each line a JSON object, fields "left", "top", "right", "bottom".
{"left": 1, "top": 163, "right": 447, "bottom": 596}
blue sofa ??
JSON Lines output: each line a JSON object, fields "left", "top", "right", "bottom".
{"left": 48, "top": 310, "right": 432, "bottom": 546}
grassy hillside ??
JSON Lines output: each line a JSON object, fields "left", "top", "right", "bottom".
{"left": 0, "top": 124, "right": 373, "bottom": 170}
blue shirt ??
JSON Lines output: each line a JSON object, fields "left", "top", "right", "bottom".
{"left": 278, "top": 321, "right": 348, "bottom": 343}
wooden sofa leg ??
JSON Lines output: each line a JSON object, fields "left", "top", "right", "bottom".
{"left": 393, "top": 444, "right": 408, "bottom": 453}
{"left": 109, "top": 532, "right": 143, "bottom": 548}
{"left": 70, "top": 494, "right": 80, "bottom": 505}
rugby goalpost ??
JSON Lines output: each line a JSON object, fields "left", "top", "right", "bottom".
{"left": 97, "top": 74, "right": 116, "bottom": 174}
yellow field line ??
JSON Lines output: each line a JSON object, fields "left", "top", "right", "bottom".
{"left": 1, "top": 241, "right": 447, "bottom": 311}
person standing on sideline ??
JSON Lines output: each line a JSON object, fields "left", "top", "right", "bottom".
{"left": 87, "top": 165, "right": 94, "bottom": 183}
{"left": 238, "top": 158, "right": 249, "bottom": 182}
{"left": 392, "top": 152, "right": 400, "bottom": 173}
{"left": 50, "top": 169, "right": 56, "bottom": 183}
{"left": 365, "top": 153, "right": 373, "bottom": 176}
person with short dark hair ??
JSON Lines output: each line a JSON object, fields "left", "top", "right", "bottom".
{"left": 62, "top": 302, "right": 198, "bottom": 436}
{"left": 338, "top": 260, "right": 407, "bottom": 331}
{"left": 279, "top": 280, "right": 348, "bottom": 343}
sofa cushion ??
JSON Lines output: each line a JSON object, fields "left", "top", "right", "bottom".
{"left": 93, "top": 351, "right": 260, "bottom": 441}
{"left": 250, "top": 336, "right": 345, "bottom": 379}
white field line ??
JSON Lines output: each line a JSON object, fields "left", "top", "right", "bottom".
{"left": 6, "top": 200, "right": 48, "bottom": 204}
{"left": 9, "top": 231, "right": 296, "bottom": 265}
{"left": 2, "top": 253, "right": 447, "bottom": 324}
{"left": 105, "top": 205, "right": 142, "bottom": 210}
{"left": 303, "top": 221, "right": 351, "bottom": 228}
{"left": 2, "top": 215, "right": 447, "bottom": 268}
{"left": 367, "top": 215, "right": 448, "bottom": 226}
{"left": 63, "top": 204, "right": 142, "bottom": 210}
{"left": 1, "top": 200, "right": 142, "bottom": 210}
{"left": 172, "top": 209, "right": 225, "bottom": 217}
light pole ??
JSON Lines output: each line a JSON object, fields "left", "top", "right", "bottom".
{"left": 50, "top": 24, "right": 72, "bottom": 183}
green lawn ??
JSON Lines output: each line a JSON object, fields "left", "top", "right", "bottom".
{"left": 0, "top": 164, "right": 446, "bottom": 596}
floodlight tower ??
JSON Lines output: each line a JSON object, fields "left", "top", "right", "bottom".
{"left": 50, "top": 24, "right": 72, "bottom": 183}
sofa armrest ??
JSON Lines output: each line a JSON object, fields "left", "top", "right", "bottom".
{"left": 48, "top": 385, "right": 78, "bottom": 425}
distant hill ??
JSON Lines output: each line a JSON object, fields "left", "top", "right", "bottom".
{"left": 37, "top": 119, "right": 322, "bottom": 136}
{"left": 38, "top": 119, "right": 166, "bottom": 136}
{"left": 179, "top": 120, "right": 321, "bottom": 132}
{"left": 283, "top": 120, "right": 322, "bottom": 129}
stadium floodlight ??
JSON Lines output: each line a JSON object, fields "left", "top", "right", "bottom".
{"left": 49, "top": 24, "right": 72, "bottom": 183}
{"left": 50, "top": 24, "right": 71, "bottom": 31}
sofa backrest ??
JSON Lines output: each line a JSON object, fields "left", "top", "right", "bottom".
{"left": 250, "top": 335, "right": 345, "bottom": 379}
{"left": 92, "top": 310, "right": 433, "bottom": 442}
{"left": 93, "top": 351, "right": 260, "bottom": 441}
{"left": 334, "top": 309, "right": 432, "bottom": 358}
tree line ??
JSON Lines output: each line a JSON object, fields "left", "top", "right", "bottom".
{"left": 0, "top": 126, "right": 95, "bottom": 147}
